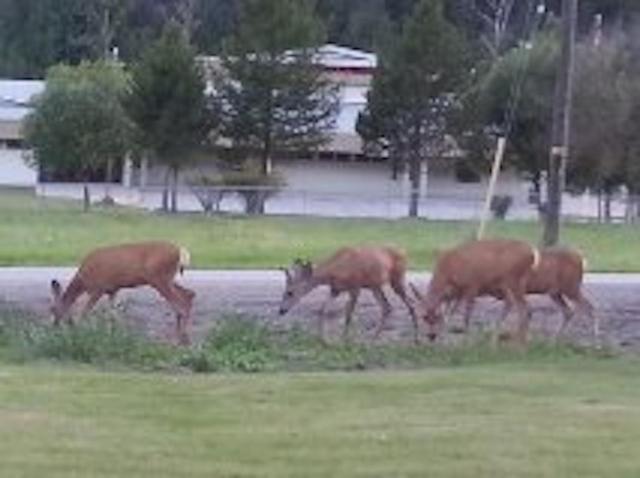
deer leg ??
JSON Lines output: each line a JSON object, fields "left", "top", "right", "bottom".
{"left": 390, "top": 280, "right": 420, "bottom": 343}
{"left": 372, "top": 287, "right": 392, "bottom": 339}
{"left": 343, "top": 289, "right": 360, "bottom": 342}
{"left": 551, "top": 293, "right": 573, "bottom": 340}
{"left": 574, "top": 291, "right": 600, "bottom": 343}
{"left": 151, "top": 281, "right": 190, "bottom": 345}
{"left": 494, "top": 292, "right": 514, "bottom": 347}
{"left": 461, "top": 297, "right": 477, "bottom": 333}
{"left": 173, "top": 282, "right": 196, "bottom": 304}
{"left": 172, "top": 283, "right": 196, "bottom": 329}
{"left": 444, "top": 298, "right": 462, "bottom": 323}
{"left": 317, "top": 290, "right": 339, "bottom": 343}
{"left": 78, "top": 292, "right": 103, "bottom": 322}
{"left": 512, "top": 289, "right": 530, "bottom": 345}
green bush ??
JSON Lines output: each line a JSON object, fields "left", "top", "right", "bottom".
{"left": 0, "top": 311, "right": 614, "bottom": 373}
{"left": 180, "top": 315, "right": 277, "bottom": 372}
{"left": 0, "top": 313, "right": 173, "bottom": 368}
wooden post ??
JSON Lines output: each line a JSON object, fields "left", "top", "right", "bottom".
{"left": 543, "top": 0, "right": 578, "bottom": 246}
{"left": 477, "top": 136, "right": 507, "bottom": 240}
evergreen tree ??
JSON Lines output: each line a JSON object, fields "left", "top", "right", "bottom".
{"left": 127, "top": 23, "right": 209, "bottom": 212}
{"left": 358, "top": 0, "right": 469, "bottom": 217}
{"left": 214, "top": 0, "right": 338, "bottom": 178}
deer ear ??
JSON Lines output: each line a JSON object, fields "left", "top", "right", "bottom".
{"left": 302, "top": 260, "right": 313, "bottom": 276}
{"left": 279, "top": 267, "right": 291, "bottom": 281}
{"left": 409, "top": 282, "right": 425, "bottom": 302}
{"left": 51, "top": 279, "right": 62, "bottom": 298}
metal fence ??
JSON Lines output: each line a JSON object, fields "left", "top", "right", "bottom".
{"left": 29, "top": 182, "right": 640, "bottom": 223}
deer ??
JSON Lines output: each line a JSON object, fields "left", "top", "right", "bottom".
{"left": 443, "top": 247, "right": 599, "bottom": 342}
{"left": 410, "top": 238, "right": 540, "bottom": 344}
{"left": 278, "top": 245, "right": 419, "bottom": 342}
{"left": 50, "top": 241, "right": 195, "bottom": 345}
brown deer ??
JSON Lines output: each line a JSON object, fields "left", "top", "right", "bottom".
{"left": 410, "top": 238, "right": 540, "bottom": 344}
{"left": 50, "top": 241, "right": 195, "bottom": 344}
{"left": 278, "top": 246, "right": 418, "bottom": 342}
{"left": 444, "top": 247, "right": 599, "bottom": 341}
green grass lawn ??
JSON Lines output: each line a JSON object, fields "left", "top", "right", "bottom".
{"left": 2, "top": 187, "right": 640, "bottom": 271}
{"left": 1, "top": 359, "right": 640, "bottom": 477}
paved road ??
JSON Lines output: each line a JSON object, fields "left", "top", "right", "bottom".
{"left": 2, "top": 268, "right": 640, "bottom": 348}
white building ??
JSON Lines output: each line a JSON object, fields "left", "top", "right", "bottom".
{"left": 0, "top": 80, "right": 44, "bottom": 186}
{"left": 4, "top": 49, "right": 616, "bottom": 220}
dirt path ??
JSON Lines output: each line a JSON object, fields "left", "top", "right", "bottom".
{"left": 2, "top": 268, "right": 640, "bottom": 349}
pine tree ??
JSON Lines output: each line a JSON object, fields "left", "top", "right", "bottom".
{"left": 358, "top": 0, "right": 469, "bottom": 217}
{"left": 127, "top": 23, "right": 209, "bottom": 212}
{"left": 214, "top": 0, "right": 338, "bottom": 178}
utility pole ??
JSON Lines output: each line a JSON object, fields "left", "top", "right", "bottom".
{"left": 542, "top": 0, "right": 578, "bottom": 246}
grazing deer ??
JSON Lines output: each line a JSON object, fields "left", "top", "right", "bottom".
{"left": 410, "top": 238, "right": 540, "bottom": 344}
{"left": 444, "top": 247, "right": 599, "bottom": 341}
{"left": 50, "top": 241, "right": 195, "bottom": 344}
{"left": 278, "top": 246, "right": 418, "bottom": 342}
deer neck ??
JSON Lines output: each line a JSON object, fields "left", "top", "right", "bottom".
{"left": 426, "top": 275, "right": 449, "bottom": 310}
{"left": 309, "top": 268, "right": 332, "bottom": 289}
{"left": 59, "top": 276, "right": 85, "bottom": 314}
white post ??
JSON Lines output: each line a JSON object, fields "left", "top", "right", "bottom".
{"left": 401, "top": 166, "right": 410, "bottom": 195}
{"left": 477, "top": 136, "right": 507, "bottom": 240}
{"left": 420, "top": 161, "right": 428, "bottom": 197}
{"left": 122, "top": 155, "right": 133, "bottom": 188}
{"left": 139, "top": 157, "right": 148, "bottom": 188}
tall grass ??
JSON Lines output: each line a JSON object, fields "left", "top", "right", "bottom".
{"left": 0, "top": 312, "right": 173, "bottom": 369}
{"left": 0, "top": 311, "right": 615, "bottom": 373}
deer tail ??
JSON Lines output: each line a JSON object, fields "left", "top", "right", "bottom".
{"left": 531, "top": 246, "right": 541, "bottom": 271}
{"left": 178, "top": 246, "right": 191, "bottom": 275}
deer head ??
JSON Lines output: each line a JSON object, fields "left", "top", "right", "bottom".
{"left": 50, "top": 279, "right": 67, "bottom": 325}
{"left": 279, "top": 259, "right": 316, "bottom": 316}
{"left": 409, "top": 282, "right": 444, "bottom": 342}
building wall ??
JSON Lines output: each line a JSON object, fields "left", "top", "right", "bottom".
{"left": 0, "top": 149, "right": 36, "bottom": 186}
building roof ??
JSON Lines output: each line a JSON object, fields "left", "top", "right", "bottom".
{"left": 0, "top": 79, "right": 44, "bottom": 123}
{"left": 198, "top": 44, "right": 378, "bottom": 74}
{"left": 308, "top": 44, "right": 377, "bottom": 71}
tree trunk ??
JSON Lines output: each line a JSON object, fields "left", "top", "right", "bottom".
{"left": 170, "top": 166, "right": 179, "bottom": 213}
{"left": 408, "top": 153, "right": 421, "bottom": 218}
{"left": 104, "top": 158, "right": 114, "bottom": 201}
{"left": 83, "top": 182, "right": 91, "bottom": 212}
{"left": 604, "top": 189, "right": 612, "bottom": 223}
{"left": 391, "top": 146, "right": 401, "bottom": 181}
{"left": 162, "top": 169, "right": 170, "bottom": 212}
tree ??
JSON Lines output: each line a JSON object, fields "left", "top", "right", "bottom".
{"left": 127, "top": 24, "right": 209, "bottom": 213}
{"left": 213, "top": 0, "right": 338, "bottom": 213}
{"left": 570, "top": 32, "right": 640, "bottom": 221}
{"left": 24, "top": 61, "right": 132, "bottom": 211}
{"left": 0, "top": 0, "right": 129, "bottom": 77}
{"left": 472, "top": 29, "right": 559, "bottom": 197}
{"left": 358, "top": 0, "right": 469, "bottom": 217}
{"left": 315, "top": 0, "right": 394, "bottom": 52}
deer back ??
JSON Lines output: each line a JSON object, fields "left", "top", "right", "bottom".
{"left": 76, "top": 241, "right": 183, "bottom": 292}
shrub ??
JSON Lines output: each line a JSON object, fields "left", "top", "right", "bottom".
{"left": 490, "top": 194, "right": 513, "bottom": 219}
{"left": 180, "top": 315, "right": 277, "bottom": 372}
{"left": 0, "top": 313, "right": 173, "bottom": 369}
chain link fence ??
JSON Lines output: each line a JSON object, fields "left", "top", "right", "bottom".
{"left": 28, "top": 182, "right": 640, "bottom": 223}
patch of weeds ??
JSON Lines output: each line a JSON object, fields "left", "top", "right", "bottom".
{"left": 180, "top": 315, "right": 278, "bottom": 372}
{"left": 0, "top": 310, "right": 619, "bottom": 374}
{"left": 0, "top": 312, "right": 174, "bottom": 369}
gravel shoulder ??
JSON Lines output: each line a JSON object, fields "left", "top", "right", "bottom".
{"left": 1, "top": 268, "right": 640, "bottom": 349}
